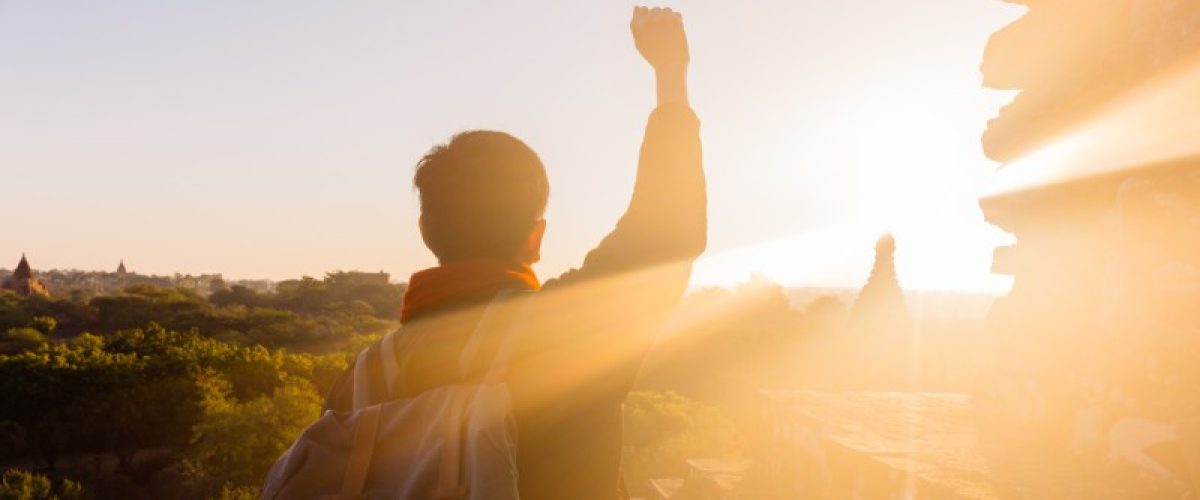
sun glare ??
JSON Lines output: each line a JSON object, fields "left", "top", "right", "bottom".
{"left": 692, "top": 221, "right": 1011, "bottom": 293}
{"left": 991, "top": 50, "right": 1200, "bottom": 197}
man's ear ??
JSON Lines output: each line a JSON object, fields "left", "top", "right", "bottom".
{"left": 518, "top": 219, "right": 547, "bottom": 264}
{"left": 418, "top": 216, "right": 435, "bottom": 253}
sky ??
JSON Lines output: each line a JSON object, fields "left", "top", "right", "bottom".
{"left": 0, "top": 1, "right": 1021, "bottom": 292}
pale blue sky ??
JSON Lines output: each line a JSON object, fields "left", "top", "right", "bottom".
{"left": 1, "top": 1, "right": 1020, "bottom": 291}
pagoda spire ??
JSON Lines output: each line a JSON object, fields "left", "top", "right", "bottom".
{"left": 14, "top": 253, "right": 31, "bottom": 279}
{"left": 3, "top": 253, "right": 50, "bottom": 297}
{"left": 851, "top": 234, "right": 906, "bottom": 316}
{"left": 841, "top": 234, "right": 915, "bottom": 390}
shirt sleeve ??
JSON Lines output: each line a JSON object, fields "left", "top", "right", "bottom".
{"left": 544, "top": 104, "right": 706, "bottom": 289}
{"left": 507, "top": 104, "right": 706, "bottom": 426}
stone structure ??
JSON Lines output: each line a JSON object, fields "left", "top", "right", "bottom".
{"left": 645, "top": 459, "right": 755, "bottom": 500}
{"left": 170, "top": 273, "right": 226, "bottom": 296}
{"left": 848, "top": 234, "right": 910, "bottom": 333}
{"left": 1, "top": 254, "right": 51, "bottom": 297}
{"left": 755, "top": 391, "right": 998, "bottom": 499}
{"left": 752, "top": 391, "right": 1184, "bottom": 498}
{"left": 324, "top": 270, "right": 390, "bottom": 288}
{"left": 841, "top": 234, "right": 914, "bottom": 389}
{"left": 977, "top": 0, "right": 1200, "bottom": 492}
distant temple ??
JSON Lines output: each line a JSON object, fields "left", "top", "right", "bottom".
{"left": 1, "top": 254, "right": 51, "bottom": 297}
{"left": 841, "top": 234, "right": 914, "bottom": 389}
{"left": 848, "top": 234, "right": 911, "bottom": 333}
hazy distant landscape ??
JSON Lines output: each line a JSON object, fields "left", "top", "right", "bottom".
{"left": 0, "top": 249, "right": 984, "bottom": 498}
{"left": 0, "top": 265, "right": 1000, "bottom": 322}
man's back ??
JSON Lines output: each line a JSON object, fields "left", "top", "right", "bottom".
{"left": 323, "top": 7, "right": 704, "bottom": 499}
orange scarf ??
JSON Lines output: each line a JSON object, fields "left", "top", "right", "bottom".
{"left": 401, "top": 259, "right": 540, "bottom": 323}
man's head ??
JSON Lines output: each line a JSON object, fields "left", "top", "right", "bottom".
{"left": 414, "top": 130, "right": 549, "bottom": 264}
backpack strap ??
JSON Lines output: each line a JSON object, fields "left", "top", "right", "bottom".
{"left": 350, "top": 348, "right": 374, "bottom": 410}
{"left": 433, "top": 385, "right": 471, "bottom": 499}
{"left": 456, "top": 289, "right": 533, "bottom": 383}
{"left": 483, "top": 292, "right": 533, "bottom": 384}
{"left": 327, "top": 291, "right": 529, "bottom": 499}
{"left": 428, "top": 290, "right": 531, "bottom": 499}
{"left": 378, "top": 330, "right": 401, "bottom": 398}
{"left": 349, "top": 326, "right": 409, "bottom": 407}
{"left": 335, "top": 403, "right": 383, "bottom": 500}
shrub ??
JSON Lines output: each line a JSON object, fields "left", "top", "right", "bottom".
{"left": 184, "top": 380, "right": 322, "bottom": 496}
{"left": 2, "top": 328, "right": 45, "bottom": 351}
{"left": 28, "top": 317, "right": 56, "bottom": 336}
{"left": 0, "top": 469, "right": 83, "bottom": 500}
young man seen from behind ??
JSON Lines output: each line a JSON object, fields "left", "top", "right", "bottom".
{"left": 324, "top": 7, "right": 705, "bottom": 499}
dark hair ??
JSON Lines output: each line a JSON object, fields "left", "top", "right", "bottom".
{"left": 414, "top": 130, "right": 549, "bottom": 262}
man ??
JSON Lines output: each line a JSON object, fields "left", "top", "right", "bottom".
{"left": 325, "top": 7, "right": 704, "bottom": 498}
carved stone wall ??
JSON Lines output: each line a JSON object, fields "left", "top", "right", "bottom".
{"left": 977, "top": 0, "right": 1200, "bottom": 491}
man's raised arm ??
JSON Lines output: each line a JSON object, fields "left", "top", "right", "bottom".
{"left": 509, "top": 13, "right": 705, "bottom": 494}
{"left": 545, "top": 6, "right": 706, "bottom": 290}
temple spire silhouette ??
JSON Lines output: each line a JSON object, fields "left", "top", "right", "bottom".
{"left": 14, "top": 253, "right": 32, "bottom": 280}
{"left": 3, "top": 253, "right": 50, "bottom": 297}
{"left": 849, "top": 234, "right": 910, "bottom": 329}
{"left": 839, "top": 234, "right": 914, "bottom": 390}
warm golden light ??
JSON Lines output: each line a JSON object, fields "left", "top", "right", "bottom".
{"left": 991, "top": 49, "right": 1200, "bottom": 197}
{"left": 5, "top": 0, "right": 1200, "bottom": 498}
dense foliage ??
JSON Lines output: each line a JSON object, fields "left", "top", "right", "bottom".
{"left": 0, "top": 469, "right": 83, "bottom": 500}
{"left": 0, "top": 326, "right": 343, "bottom": 498}
{"left": 0, "top": 274, "right": 395, "bottom": 499}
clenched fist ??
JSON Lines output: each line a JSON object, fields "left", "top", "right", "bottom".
{"left": 631, "top": 6, "right": 689, "bottom": 71}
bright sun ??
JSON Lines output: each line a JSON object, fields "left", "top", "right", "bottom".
{"left": 692, "top": 92, "right": 1014, "bottom": 295}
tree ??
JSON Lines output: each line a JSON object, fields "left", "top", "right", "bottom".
{"left": 28, "top": 317, "right": 55, "bottom": 336}
{"left": 209, "top": 285, "right": 263, "bottom": 309}
{"left": 0, "top": 469, "right": 83, "bottom": 500}
{"left": 3, "top": 328, "right": 45, "bottom": 351}
{"left": 0, "top": 323, "right": 325, "bottom": 476}
{"left": 0, "top": 271, "right": 402, "bottom": 493}
{"left": 622, "top": 391, "right": 741, "bottom": 489}
{"left": 90, "top": 374, "right": 205, "bottom": 474}
{"left": 184, "top": 380, "right": 322, "bottom": 496}
{"left": 0, "top": 341, "right": 142, "bottom": 470}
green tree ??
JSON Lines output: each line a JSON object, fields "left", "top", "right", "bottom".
{"left": 0, "top": 469, "right": 51, "bottom": 500}
{"left": 0, "top": 340, "right": 141, "bottom": 470}
{"left": 90, "top": 286, "right": 210, "bottom": 333}
{"left": 90, "top": 374, "right": 205, "bottom": 473}
{"left": 622, "top": 391, "right": 741, "bottom": 488}
{"left": 185, "top": 380, "right": 322, "bottom": 495}
{"left": 209, "top": 285, "right": 263, "bottom": 309}
{"left": 0, "top": 469, "right": 83, "bottom": 500}
{"left": 0, "top": 324, "right": 313, "bottom": 474}
{"left": 3, "top": 328, "right": 45, "bottom": 351}
{"left": 105, "top": 325, "right": 287, "bottom": 401}
{"left": 28, "top": 317, "right": 55, "bottom": 335}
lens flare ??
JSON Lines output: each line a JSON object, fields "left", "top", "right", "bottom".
{"left": 989, "top": 50, "right": 1200, "bottom": 197}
